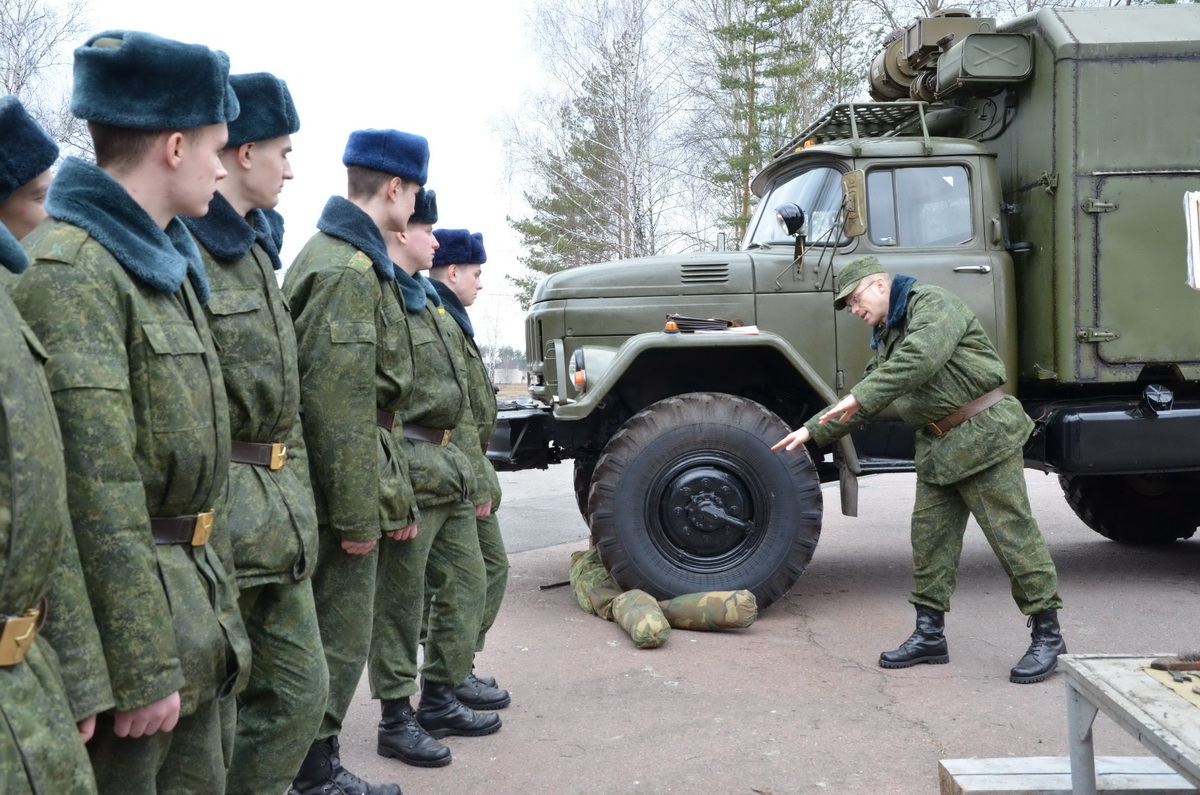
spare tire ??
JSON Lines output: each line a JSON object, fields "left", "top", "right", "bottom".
{"left": 588, "top": 392, "right": 822, "bottom": 609}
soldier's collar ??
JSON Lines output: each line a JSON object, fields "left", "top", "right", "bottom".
{"left": 316, "top": 195, "right": 394, "bottom": 281}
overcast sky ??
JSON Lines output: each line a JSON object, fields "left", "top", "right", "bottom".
{"left": 78, "top": 0, "right": 544, "bottom": 349}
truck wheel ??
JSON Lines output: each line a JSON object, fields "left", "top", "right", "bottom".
{"left": 588, "top": 392, "right": 822, "bottom": 609}
{"left": 573, "top": 455, "right": 598, "bottom": 520}
{"left": 1058, "top": 473, "right": 1200, "bottom": 544}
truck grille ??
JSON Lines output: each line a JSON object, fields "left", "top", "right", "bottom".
{"left": 680, "top": 262, "right": 729, "bottom": 284}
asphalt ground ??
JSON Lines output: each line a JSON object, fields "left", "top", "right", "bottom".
{"left": 336, "top": 465, "right": 1200, "bottom": 795}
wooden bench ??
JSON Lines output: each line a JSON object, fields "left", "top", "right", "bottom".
{"left": 938, "top": 756, "right": 1197, "bottom": 794}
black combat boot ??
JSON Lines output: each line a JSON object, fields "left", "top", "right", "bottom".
{"left": 1010, "top": 609, "right": 1066, "bottom": 684}
{"left": 289, "top": 736, "right": 402, "bottom": 795}
{"left": 879, "top": 605, "right": 950, "bottom": 668}
{"left": 454, "top": 671, "right": 511, "bottom": 710}
{"left": 415, "top": 679, "right": 502, "bottom": 739}
{"left": 377, "top": 698, "right": 452, "bottom": 768}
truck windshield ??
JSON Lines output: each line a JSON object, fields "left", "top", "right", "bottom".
{"left": 744, "top": 166, "right": 845, "bottom": 248}
{"left": 866, "top": 165, "right": 973, "bottom": 247}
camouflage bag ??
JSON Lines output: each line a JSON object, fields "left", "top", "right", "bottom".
{"left": 610, "top": 590, "right": 671, "bottom": 649}
{"left": 658, "top": 591, "right": 758, "bottom": 630}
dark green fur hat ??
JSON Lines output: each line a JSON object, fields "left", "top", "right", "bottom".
{"left": 226, "top": 73, "right": 299, "bottom": 148}
{"left": 0, "top": 96, "right": 58, "bottom": 201}
{"left": 71, "top": 30, "right": 239, "bottom": 129}
{"left": 410, "top": 187, "right": 437, "bottom": 224}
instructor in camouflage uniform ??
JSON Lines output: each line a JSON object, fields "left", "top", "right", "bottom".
{"left": 0, "top": 97, "right": 113, "bottom": 793}
{"left": 183, "top": 72, "right": 328, "bottom": 795}
{"left": 370, "top": 190, "right": 497, "bottom": 769}
{"left": 774, "top": 256, "right": 1066, "bottom": 684}
{"left": 428, "top": 227, "right": 510, "bottom": 709}
{"left": 283, "top": 128, "right": 426, "bottom": 795}
{"left": 13, "top": 31, "right": 250, "bottom": 791}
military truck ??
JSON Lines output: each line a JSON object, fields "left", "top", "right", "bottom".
{"left": 489, "top": 5, "right": 1200, "bottom": 608}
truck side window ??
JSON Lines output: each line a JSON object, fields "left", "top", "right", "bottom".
{"left": 866, "top": 166, "right": 972, "bottom": 247}
{"left": 744, "top": 165, "right": 846, "bottom": 248}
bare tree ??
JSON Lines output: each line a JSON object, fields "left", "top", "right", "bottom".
{"left": 0, "top": 0, "right": 90, "bottom": 156}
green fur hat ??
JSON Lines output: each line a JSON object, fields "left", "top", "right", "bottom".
{"left": 410, "top": 187, "right": 437, "bottom": 224}
{"left": 71, "top": 30, "right": 239, "bottom": 129}
{"left": 0, "top": 96, "right": 58, "bottom": 201}
{"left": 226, "top": 73, "right": 299, "bottom": 148}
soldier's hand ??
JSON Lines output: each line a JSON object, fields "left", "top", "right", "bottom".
{"left": 114, "top": 691, "right": 180, "bottom": 738}
{"left": 386, "top": 524, "right": 418, "bottom": 541}
{"left": 818, "top": 394, "right": 862, "bottom": 425}
{"left": 475, "top": 501, "right": 493, "bottom": 519}
{"left": 341, "top": 539, "right": 377, "bottom": 555}
{"left": 78, "top": 714, "right": 97, "bottom": 744}
{"left": 772, "top": 426, "right": 812, "bottom": 451}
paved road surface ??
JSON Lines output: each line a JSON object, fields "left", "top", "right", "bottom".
{"left": 334, "top": 465, "right": 1200, "bottom": 794}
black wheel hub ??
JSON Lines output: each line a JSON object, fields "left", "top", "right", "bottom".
{"left": 660, "top": 465, "right": 756, "bottom": 558}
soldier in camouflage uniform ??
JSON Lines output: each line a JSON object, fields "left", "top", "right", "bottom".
{"left": 182, "top": 73, "right": 328, "bottom": 795}
{"left": 11, "top": 31, "right": 251, "bottom": 792}
{"left": 0, "top": 97, "right": 114, "bottom": 794}
{"left": 283, "top": 128, "right": 426, "bottom": 795}
{"left": 370, "top": 191, "right": 497, "bottom": 769}
{"left": 427, "top": 227, "right": 510, "bottom": 709}
{"left": 774, "top": 256, "right": 1066, "bottom": 684}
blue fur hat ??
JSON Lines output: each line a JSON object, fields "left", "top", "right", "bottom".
{"left": 0, "top": 96, "right": 58, "bottom": 201}
{"left": 410, "top": 187, "right": 437, "bottom": 224}
{"left": 470, "top": 232, "right": 487, "bottom": 264}
{"left": 71, "top": 30, "right": 239, "bottom": 129}
{"left": 342, "top": 129, "right": 428, "bottom": 185}
{"left": 432, "top": 228, "right": 470, "bottom": 266}
{"left": 226, "top": 73, "right": 299, "bottom": 148}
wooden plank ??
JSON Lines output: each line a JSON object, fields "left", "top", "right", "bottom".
{"left": 939, "top": 756, "right": 1197, "bottom": 795}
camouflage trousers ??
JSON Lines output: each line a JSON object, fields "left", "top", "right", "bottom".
{"left": 0, "top": 640, "right": 97, "bottom": 794}
{"left": 369, "top": 500, "right": 485, "bottom": 698}
{"left": 310, "top": 524, "right": 379, "bottom": 740}
{"left": 225, "top": 578, "right": 329, "bottom": 795}
{"left": 88, "top": 691, "right": 235, "bottom": 794}
{"left": 474, "top": 509, "right": 510, "bottom": 653}
{"left": 910, "top": 449, "right": 1063, "bottom": 615}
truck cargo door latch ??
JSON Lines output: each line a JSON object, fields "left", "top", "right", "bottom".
{"left": 1081, "top": 198, "right": 1117, "bottom": 214}
{"left": 1076, "top": 327, "right": 1120, "bottom": 343}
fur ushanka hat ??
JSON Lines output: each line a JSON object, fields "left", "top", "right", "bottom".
{"left": 0, "top": 95, "right": 58, "bottom": 201}
{"left": 342, "top": 129, "right": 428, "bottom": 185}
{"left": 410, "top": 187, "right": 437, "bottom": 225}
{"left": 226, "top": 73, "right": 299, "bottom": 148}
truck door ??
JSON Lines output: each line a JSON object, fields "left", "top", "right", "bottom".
{"left": 747, "top": 163, "right": 846, "bottom": 391}
{"left": 1089, "top": 174, "right": 1200, "bottom": 370}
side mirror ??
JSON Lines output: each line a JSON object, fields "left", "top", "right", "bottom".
{"left": 841, "top": 170, "right": 866, "bottom": 238}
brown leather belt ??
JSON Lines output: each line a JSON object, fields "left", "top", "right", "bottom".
{"left": 151, "top": 512, "right": 214, "bottom": 546}
{"left": 926, "top": 388, "right": 1005, "bottom": 437}
{"left": 377, "top": 409, "right": 396, "bottom": 431}
{"left": 0, "top": 599, "right": 47, "bottom": 667}
{"left": 404, "top": 424, "right": 452, "bottom": 446}
{"left": 231, "top": 440, "right": 288, "bottom": 470}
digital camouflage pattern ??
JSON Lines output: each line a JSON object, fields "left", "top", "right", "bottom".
{"left": 440, "top": 307, "right": 508, "bottom": 652}
{"left": 193, "top": 211, "right": 327, "bottom": 795}
{"left": 801, "top": 280, "right": 1060, "bottom": 615}
{"left": 369, "top": 298, "right": 485, "bottom": 697}
{"left": 611, "top": 591, "right": 671, "bottom": 649}
{"left": 14, "top": 217, "right": 251, "bottom": 791}
{"left": 805, "top": 283, "right": 1033, "bottom": 486}
{"left": 658, "top": 591, "right": 758, "bottom": 631}
{"left": 283, "top": 222, "right": 414, "bottom": 738}
{"left": 0, "top": 284, "right": 111, "bottom": 794}
{"left": 912, "top": 450, "right": 1061, "bottom": 614}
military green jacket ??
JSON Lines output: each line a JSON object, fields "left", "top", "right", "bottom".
{"left": 806, "top": 281, "right": 1032, "bottom": 486}
{"left": 187, "top": 198, "right": 318, "bottom": 587}
{"left": 13, "top": 160, "right": 250, "bottom": 715}
{"left": 283, "top": 198, "right": 417, "bottom": 540}
{"left": 396, "top": 285, "right": 476, "bottom": 509}
{"left": 431, "top": 281, "right": 501, "bottom": 507}
{"left": 0, "top": 280, "right": 115, "bottom": 791}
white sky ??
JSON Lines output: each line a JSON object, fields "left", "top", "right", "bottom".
{"left": 78, "top": 0, "right": 544, "bottom": 349}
